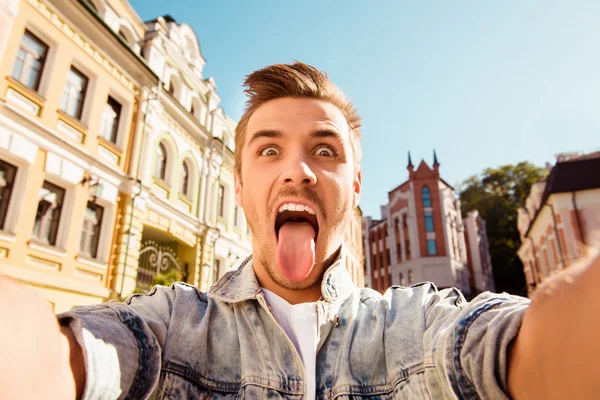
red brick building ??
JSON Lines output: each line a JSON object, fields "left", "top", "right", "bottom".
{"left": 363, "top": 152, "right": 495, "bottom": 296}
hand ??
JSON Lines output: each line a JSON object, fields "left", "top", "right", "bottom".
{"left": 0, "top": 276, "right": 81, "bottom": 399}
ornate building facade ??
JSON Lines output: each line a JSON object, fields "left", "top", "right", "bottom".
{"left": 363, "top": 152, "right": 495, "bottom": 296}
{"left": 0, "top": 0, "right": 251, "bottom": 311}
{"left": 0, "top": 0, "right": 157, "bottom": 311}
{"left": 517, "top": 151, "right": 600, "bottom": 296}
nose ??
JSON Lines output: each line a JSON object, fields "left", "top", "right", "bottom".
{"left": 281, "top": 152, "right": 317, "bottom": 186}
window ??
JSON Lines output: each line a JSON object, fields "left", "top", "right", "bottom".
{"left": 408, "top": 269, "right": 413, "bottom": 285}
{"left": 83, "top": 0, "right": 98, "bottom": 13}
{"left": 405, "top": 239, "right": 410, "bottom": 255}
{"left": 0, "top": 160, "right": 17, "bottom": 230}
{"left": 167, "top": 81, "right": 174, "bottom": 95}
{"left": 33, "top": 181, "right": 65, "bottom": 246}
{"left": 425, "top": 211, "right": 434, "bottom": 232}
{"left": 394, "top": 217, "right": 399, "bottom": 232}
{"left": 403, "top": 215, "right": 408, "bottom": 228}
{"left": 422, "top": 186, "right": 431, "bottom": 207}
{"left": 427, "top": 239, "right": 437, "bottom": 255}
{"left": 80, "top": 202, "right": 103, "bottom": 258}
{"left": 118, "top": 28, "right": 129, "bottom": 43}
{"left": 155, "top": 143, "right": 167, "bottom": 180}
{"left": 11, "top": 30, "right": 48, "bottom": 91}
{"left": 399, "top": 272, "right": 404, "bottom": 286}
{"left": 213, "top": 259, "right": 220, "bottom": 283}
{"left": 217, "top": 184, "right": 225, "bottom": 218}
{"left": 180, "top": 161, "right": 189, "bottom": 196}
{"left": 397, "top": 242, "right": 402, "bottom": 261}
{"left": 61, "top": 66, "right": 88, "bottom": 120}
{"left": 100, "top": 96, "right": 122, "bottom": 143}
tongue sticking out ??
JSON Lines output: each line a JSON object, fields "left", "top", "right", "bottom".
{"left": 276, "top": 222, "right": 316, "bottom": 282}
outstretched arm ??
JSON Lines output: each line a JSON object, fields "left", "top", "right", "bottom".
{"left": 508, "top": 251, "right": 600, "bottom": 399}
{"left": 0, "top": 276, "right": 84, "bottom": 399}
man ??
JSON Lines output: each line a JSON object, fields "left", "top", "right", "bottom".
{"left": 0, "top": 62, "right": 599, "bottom": 399}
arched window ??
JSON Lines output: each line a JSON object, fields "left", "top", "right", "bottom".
{"left": 180, "top": 161, "right": 190, "bottom": 196}
{"left": 422, "top": 186, "right": 431, "bottom": 207}
{"left": 155, "top": 142, "right": 167, "bottom": 181}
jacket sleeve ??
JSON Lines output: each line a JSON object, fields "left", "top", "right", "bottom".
{"left": 56, "top": 285, "right": 178, "bottom": 400}
{"left": 422, "top": 286, "right": 530, "bottom": 399}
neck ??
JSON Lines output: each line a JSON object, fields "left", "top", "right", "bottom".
{"left": 254, "top": 247, "right": 342, "bottom": 305}
{"left": 254, "top": 266, "right": 323, "bottom": 304}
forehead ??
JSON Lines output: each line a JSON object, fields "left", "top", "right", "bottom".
{"left": 245, "top": 97, "right": 350, "bottom": 142}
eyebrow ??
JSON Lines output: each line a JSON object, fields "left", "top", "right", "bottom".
{"left": 247, "top": 130, "right": 283, "bottom": 147}
{"left": 311, "top": 129, "right": 345, "bottom": 143}
{"left": 246, "top": 128, "right": 346, "bottom": 147}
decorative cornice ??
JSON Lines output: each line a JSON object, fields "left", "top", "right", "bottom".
{"left": 27, "top": 0, "right": 139, "bottom": 95}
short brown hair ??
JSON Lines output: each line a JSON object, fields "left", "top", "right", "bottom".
{"left": 234, "top": 61, "right": 362, "bottom": 177}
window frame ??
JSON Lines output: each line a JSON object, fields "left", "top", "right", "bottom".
{"left": 155, "top": 142, "right": 168, "bottom": 181}
{"left": 422, "top": 186, "right": 432, "bottom": 207}
{"left": 79, "top": 201, "right": 104, "bottom": 259}
{"left": 100, "top": 96, "right": 122, "bottom": 144}
{"left": 60, "top": 66, "right": 89, "bottom": 120}
{"left": 33, "top": 180, "right": 66, "bottom": 247}
{"left": 424, "top": 211, "right": 434, "bottom": 232}
{"left": 180, "top": 160, "right": 190, "bottom": 197}
{"left": 11, "top": 29, "right": 49, "bottom": 92}
{"left": 427, "top": 239, "right": 437, "bottom": 256}
{"left": 0, "top": 160, "right": 18, "bottom": 231}
{"left": 217, "top": 184, "right": 225, "bottom": 218}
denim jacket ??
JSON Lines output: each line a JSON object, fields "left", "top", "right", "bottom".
{"left": 58, "top": 254, "right": 529, "bottom": 399}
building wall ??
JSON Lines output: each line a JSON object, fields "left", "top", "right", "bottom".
{"left": 0, "top": 0, "right": 151, "bottom": 312}
{"left": 464, "top": 210, "right": 495, "bottom": 294}
{"left": 518, "top": 188, "right": 600, "bottom": 295}
{"left": 363, "top": 156, "right": 489, "bottom": 295}
{"left": 341, "top": 206, "right": 364, "bottom": 287}
{"left": 117, "top": 15, "right": 251, "bottom": 295}
{"left": 0, "top": 0, "right": 252, "bottom": 311}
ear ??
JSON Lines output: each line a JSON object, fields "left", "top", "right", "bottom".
{"left": 352, "top": 167, "right": 362, "bottom": 208}
{"left": 234, "top": 172, "right": 243, "bottom": 208}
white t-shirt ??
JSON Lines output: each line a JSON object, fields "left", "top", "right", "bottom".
{"left": 262, "top": 289, "right": 318, "bottom": 400}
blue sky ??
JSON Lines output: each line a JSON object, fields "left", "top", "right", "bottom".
{"left": 130, "top": 0, "right": 600, "bottom": 217}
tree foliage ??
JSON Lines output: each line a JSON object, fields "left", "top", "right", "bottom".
{"left": 458, "top": 162, "right": 548, "bottom": 296}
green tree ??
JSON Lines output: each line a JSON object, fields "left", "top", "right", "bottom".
{"left": 458, "top": 162, "right": 548, "bottom": 296}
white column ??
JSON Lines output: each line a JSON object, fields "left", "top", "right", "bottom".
{"left": 0, "top": 0, "right": 20, "bottom": 61}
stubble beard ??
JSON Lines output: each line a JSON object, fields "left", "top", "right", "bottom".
{"left": 244, "top": 184, "right": 352, "bottom": 291}
{"left": 249, "top": 208, "right": 350, "bottom": 292}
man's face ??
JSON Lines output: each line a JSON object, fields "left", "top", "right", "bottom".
{"left": 235, "top": 97, "right": 361, "bottom": 291}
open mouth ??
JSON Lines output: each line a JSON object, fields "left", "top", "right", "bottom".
{"left": 274, "top": 202, "right": 319, "bottom": 241}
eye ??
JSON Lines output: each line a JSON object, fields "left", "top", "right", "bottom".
{"left": 259, "top": 146, "right": 280, "bottom": 157}
{"left": 314, "top": 144, "right": 337, "bottom": 158}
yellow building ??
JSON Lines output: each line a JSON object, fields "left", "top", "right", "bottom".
{"left": 0, "top": 1, "right": 252, "bottom": 311}
{"left": 0, "top": 0, "right": 157, "bottom": 312}
{"left": 121, "top": 15, "right": 251, "bottom": 296}
{"left": 343, "top": 206, "right": 365, "bottom": 287}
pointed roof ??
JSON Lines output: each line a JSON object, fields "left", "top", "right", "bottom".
{"left": 433, "top": 149, "right": 439, "bottom": 166}
{"left": 407, "top": 151, "right": 414, "bottom": 168}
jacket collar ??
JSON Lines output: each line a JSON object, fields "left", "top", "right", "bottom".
{"left": 208, "top": 247, "right": 356, "bottom": 304}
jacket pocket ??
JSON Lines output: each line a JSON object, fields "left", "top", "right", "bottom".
{"left": 158, "top": 371, "right": 239, "bottom": 400}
